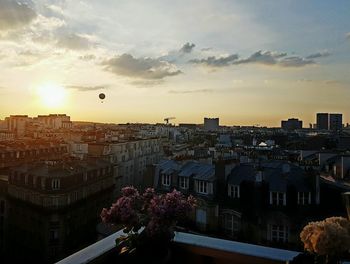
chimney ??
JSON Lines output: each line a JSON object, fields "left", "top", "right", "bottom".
{"left": 215, "top": 158, "right": 237, "bottom": 199}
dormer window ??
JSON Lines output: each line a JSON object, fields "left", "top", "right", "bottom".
{"left": 197, "top": 181, "right": 208, "bottom": 194}
{"left": 179, "top": 177, "right": 189, "bottom": 189}
{"left": 162, "top": 173, "right": 171, "bottom": 186}
{"left": 52, "top": 179, "right": 60, "bottom": 190}
{"left": 228, "top": 184, "right": 240, "bottom": 198}
{"left": 298, "top": 192, "right": 311, "bottom": 205}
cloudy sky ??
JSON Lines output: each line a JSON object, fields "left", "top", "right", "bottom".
{"left": 0, "top": 0, "right": 350, "bottom": 126}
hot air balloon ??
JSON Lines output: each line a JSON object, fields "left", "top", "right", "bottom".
{"left": 99, "top": 93, "right": 105, "bottom": 102}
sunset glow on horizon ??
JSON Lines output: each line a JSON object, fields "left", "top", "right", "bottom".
{"left": 0, "top": 0, "right": 349, "bottom": 126}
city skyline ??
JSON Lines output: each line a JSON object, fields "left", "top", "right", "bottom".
{"left": 0, "top": 1, "right": 350, "bottom": 126}
{"left": 1, "top": 112, "right": 348, "bottom": 129}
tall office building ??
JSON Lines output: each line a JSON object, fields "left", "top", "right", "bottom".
{"left": 204, "top": 118, "right": 219, "bottom": 131}
{"left": 316, "top": 113, "right": 343, "bottom": 131}
{"left": 316, "top": 113, "right": 329, "bottom": 130}
{"left": 329, "top": 113, "right": 342, "bottom": 131}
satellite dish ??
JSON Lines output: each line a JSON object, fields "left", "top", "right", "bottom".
{"left": 99, "top": 93, "right": 105, "bottom": 102}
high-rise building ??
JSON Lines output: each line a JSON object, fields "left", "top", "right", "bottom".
{"left": 316, "top": 113, "right": 329, "bottom": 130}
{"left": 329, "top": 113, "right": 342, "bottom": 131}
{"left": 316, "top": 113, "right": 343, "bottom": 131}
{"left": 281, "top": 118, "right": 303, "bottom": 130}
{"left": 204, "top": 118, "right": 219, "bottom": 131}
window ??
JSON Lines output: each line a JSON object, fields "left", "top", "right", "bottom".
{"left": 72, "top": 191, "right": 78, "bottom": 201}
{"left": 228, "top": 184, "right": 240, "bottom": 198}
{"left": 223, "top": 214, "right": 240, "bottom": 235}
{"left": 51, "top": 179, "right": 60, "bottom": 190}
{"left": 41, "top": 178, "right": 46, "bottom": 189}
{"left": 179, "top": 177, "right": 189, "bottom": 189}
{"left": 298, "top": 192, "right": 311, "bottom": 205}
{"left": 197, "top": 181, "right": 208, "bottom": 194}
{"left": 49, "top": 230, "right": 59, "bottom": 242}
{"left": 196, "top": 209, "right": 207, "bottom": 225}
{"left": 76, "top": 144, "right": 82, "bottom": 151}
{"left": 52, "top": 197, "right": 59, "bottom": 207}
{"left": 162, "top": 174, "right": 171, "bottom": 186}
{"left": 270, "top": 192, "right": 286, "bottom": 206}
{"left": 271, "top": 225, "right": 289, "bottom": 243}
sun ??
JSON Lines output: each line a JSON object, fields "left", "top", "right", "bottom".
{"left": 37, "top": 83, "right": 67, "bottom": 108}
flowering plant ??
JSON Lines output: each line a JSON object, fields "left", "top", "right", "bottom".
{"left": 300, "top": 216, "right": 350, "bottom": 258}
{"left": 101, "top": 187, "right": 196, "bottom": 257}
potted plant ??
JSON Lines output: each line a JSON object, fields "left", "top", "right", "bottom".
{"left": 100, "top": 187, "right": 196, "bottom": 263}
{"left": 299, "top": 216, "right": 350, "bottom": 264}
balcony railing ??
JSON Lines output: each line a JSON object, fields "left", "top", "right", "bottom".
{"left": 56, "top": 230, "right": 304, "bottom": 264}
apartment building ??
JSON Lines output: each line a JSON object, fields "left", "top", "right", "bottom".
{"left": 87, "top": 138, "right": 163, "bottom": 194}
{"left": 5, "top": 158, "right": 114, "bottom": 263}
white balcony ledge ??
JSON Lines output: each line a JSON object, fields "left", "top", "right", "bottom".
{"left": 56, "top": 229, "right": 303, "bottom": 264}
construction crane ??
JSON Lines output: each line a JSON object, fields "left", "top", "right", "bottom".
{"left": 164, "top": 117, "right": 176, "bottom": 125}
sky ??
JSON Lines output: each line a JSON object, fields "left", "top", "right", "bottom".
{"left": 0, "top": 0, "right": 349, "bottom": 126}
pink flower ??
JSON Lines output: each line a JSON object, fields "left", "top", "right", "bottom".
{"left": 101, "top": 187, "right": 196, "bottom": 241}
{"left": 121, "top": 186, "right": 139, "bottom": 197}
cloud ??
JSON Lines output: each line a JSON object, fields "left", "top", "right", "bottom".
{"left": 235, "top": 50, "right": 287, "bottom": 65}
{"left": 159, "top": 42, "right": 196, "bottom": 63}
{"left": 201, "top": 47, "right": 212, "bottom": 51}
{"left": 168, "top": 89, "right": 213, "bottom": 94}
{"left": 8, "top": 49, "right": 47, "bottom": 67}
{"left": 278, "top": 56, "right": 314, "bottom": 67}
{"left": 129, "top": 79, "right": 164, "bottom": 87}
{"left": 102, "top": 53, "right": 182, "bottom": 80}
{"left": 0, "top": 0, "right": 37, "bottom": 31}
{"left": 306, "top": 51, "right": 331, "bottom": 59}
{"left": 236, "top": 50, "right": 315, "bottom": 68}
{"left": 66, "top": 85, "right": 108, "bottom": 91}
{"left": 56, "top": 33, "right": 92, "bottom": 50}
{"left": 180, "top": 42, "right": 195, "bottom": 53}
{"left": 189, "top": 54, "right": 239, "bottom": 67}
{"left": 189, "top": 50, "right": 319, "bottom": 68}
{"left": 296, "top": 79, "right": 313, "bottom": 83}
{"left": 44, "top": 4, "right": 65, "bottom": 17}
{"left": 79, "top": 54, "right": 96, "bottom": 61}
{"left": 324, "top": 80, "right": 341, "bottom": 85}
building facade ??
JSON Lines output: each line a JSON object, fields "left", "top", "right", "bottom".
{"left": 281, "top": 118, "right": 302, "bottom": 130}
{"left": 204, "top": 118, "right": 219, "bottom": 131}
{"left": 329, "top": 113, "right": 342, "bottom": 131}
{"left": 316, "top": 113, "right": 329, "bottom": 130}
{"left": 87, "top": 138, "right": 163, "bottom": 194}
{"left": 316, "top": 113, "right": 343, "bottom": 131}
{"left": 5, "top": 159, "right": 114, "bottom": 263}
